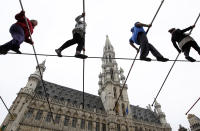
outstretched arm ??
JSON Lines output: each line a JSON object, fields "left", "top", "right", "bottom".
{"left": 181, "top": 25, "right": 195, "bottom": 33}
{"left": 15, "top": 11, "right": 25, "bottom": 21}
{"left": 135, "top": 22, "right": 152, "bottom": 28}
{"left": 75, "top": 13, "right": 85, "bottom": 22}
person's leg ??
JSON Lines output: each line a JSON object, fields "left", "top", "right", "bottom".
{"left": 138, "top": 33, "right": 151, "bottom": 61}
{"left": 0, "top": 41, "right": 13, "bottom": 54}
{"left": 0, "top": 24, "right": 24, "bottom": 54}
{"left": 189, "top": 41, "right": 200, "bottom": 55}
{"left": 76, "top": 35, "right": 84, "bottom": 54}
{"left": 55, "top": 34, "right": 77, "bottom": 57}
{"left": 74, "top": 34, "right": 87, "bottom": 59}
{"left": 148, "top": 43, "right": 168, "bottom": 62}
{"left": 9, "top": 24, "right": 24, "bottom": 54}
{"left": 182, "top": 43, "right": 195, "bottom": 62}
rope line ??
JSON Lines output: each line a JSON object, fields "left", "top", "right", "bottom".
{"left": 82, "top": 0, "right": 86, "bottom": 109}
{"left": 152, "top": 12, "right": 200, "bottom": 106}
{"left": 151, "top": 53, "right": 180, "bottom": 106}
{"left": 19, "top": 0, "right": 55, "bottom": 123}
{"left": 0, "top": 96, "right": 15, "bottom": 119}
{"left": 113, "top": 0, "right": 165, "bottom": 111}
{"left": 186, "top": 97, "right": 200, "bottom": 115}
{"left": 185, "top": 13, "right": 200, "bottom": 114}
{"left": 6, "top": 52, "right": 200, "bottom": 62}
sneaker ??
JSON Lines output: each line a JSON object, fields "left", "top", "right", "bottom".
{"left": 75, "top": 53, "right": 88, "bottom": 59}
{"left": 140, "top": 57, "right": 151, "bottom": 61}
{"left": 55, "top": 49, "right": 62, "bottom": 57}
{"left": 13, "top": 49, "right": 22, "bottom": 54}
{"left": 186, "top": 56, "right": 196, "bottom": 62}
{"left": 157, "top": 57, "right": 169, "bottom": 62}
{"left": 0, "top": 50, "right": 8, "bottom": 55}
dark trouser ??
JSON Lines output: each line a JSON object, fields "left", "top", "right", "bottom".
{"left": 182, "top": 41, "right": 200, "bottom": 57}
{"left": 0, "top": 24, "right": 24, "bottom": 53}
{"left": 137, "top": 32, "right": 163, "bottom": 59}
{"left": 59, "top": 33, "right": 84, "bottom": 52}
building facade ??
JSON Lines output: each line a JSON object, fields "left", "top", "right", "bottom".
{"left": 188, "top": 114, "right": 200, "bottom": 131}
{"left": 1, "top": 36, "right": 171, "bottom": 131}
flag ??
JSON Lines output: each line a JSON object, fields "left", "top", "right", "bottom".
{"left": 126, "top": 106, "right": 129, "bottom": 115}
{"left": 0, "top": 125, "right": 6, "bottom": 131}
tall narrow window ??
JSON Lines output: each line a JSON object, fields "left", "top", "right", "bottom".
{"left": 81, "top": 119, "right": 85, "bottom": 129}
{"left": 35, "top": 110, "right": 43, "bottom": 120}
{"left": 72, "top": 117, "right": 77, "bottom": 128}
{"left": 55, "top": 114, "right": 61, "bottom": 124}
{"left": 25, "top": 108, "right": 34, "bottom": 118}
{"left": 102, "top": 123, "right": 106, "bottom": 131}
{"left": 117, "top": 124, "right": 120, "bottom": 131}
{"left": 96, "top": 122, "right": 100, "bottom": 131}
{"left": 126, "top": 126, "right": 128, "bottom": 131}
{"left": 46, "top": 112, "right": 52, "bottom": 122}
{"left": 64, "top": 116, "right": 69, "bottom": 126}
{"left": 113, "top": 87, "right": 117, "bottom": 98}
{"left": 88, "top": 121, "right": 92, "bottom": 131}
{"left": 120, "top": 89, "right": 124, "bottom": 100}
{"left": 122, "top": 103, "right": 126, "bottom": 116}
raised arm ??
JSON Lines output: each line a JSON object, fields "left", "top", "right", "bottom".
{"left": 135, "top": 22, "right": 152, "bottom": 28}
{"left": 75, "top": 13, "right": 85, "bottom": 23}
{"left": 15, "top": 11, "right": 25, "bottom": 21}
{"left": 181, "top": 25, "right": 195, "bottom": 33}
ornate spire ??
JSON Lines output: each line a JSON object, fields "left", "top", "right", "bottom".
{"left": 26, "top": 60, "right": 46, "bottom": 90}
{"left": 98, "top": 36, "right": 130, "bottom": 117}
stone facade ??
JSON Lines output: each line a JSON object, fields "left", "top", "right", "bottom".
{"left": 1, "top": 36, "right": 171, "bottom": 131}
{"left": 188, "top": 114, "right": 200, "bottom": 131}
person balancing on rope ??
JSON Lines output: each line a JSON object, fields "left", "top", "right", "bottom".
{"left": 0, "top": 11, "right": 37, "bottom": 55}
{"left": 129, "top": 22, "right": 169, "bottom": 62}
{"left": 168, "top": 25, "right": 200, "bottom": 62}
{"left": 55, "top": 13, "right": 87, "bottom": 59}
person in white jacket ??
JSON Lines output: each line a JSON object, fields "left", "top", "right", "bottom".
{"left": 55, "top": 13, "right": 87, "bottom": 59}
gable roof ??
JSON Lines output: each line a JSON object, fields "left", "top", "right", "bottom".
{"left": 35, "top": 81, "right": 161, "bottom": 124}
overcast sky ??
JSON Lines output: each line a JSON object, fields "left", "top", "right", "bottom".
{"left": 0, "top": 0, "right": 200, "bottom": 130}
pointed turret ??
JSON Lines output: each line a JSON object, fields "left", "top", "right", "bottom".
{"left": 25, "top": 60, "right": 46, "bottom": 90}
{"left": 154, "top": 100, "right": 170, "bottom": 127}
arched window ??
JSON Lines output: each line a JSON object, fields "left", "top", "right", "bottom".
{"left": 88, "top": 121, "right": 92, "bottom": 131}
{"left": 64, "top": 115, "right": 70, "bottom": 126}
{"left": 117, "top": 124, "right": 120, "bottom": 131}
{"left": 35, "top": 110, "right": 43, "bottom": 120}
{"left": 96, "top": 122, "right": 100, "bottom": 131}
{"left": 81, "top": 119, "right": 85, "bottom": 129}
{"left": 102, "top": 123, "right": 106, "bottom": 131}
{"left": 45, "top": 112, "right": 52, "bottom": 122}
{"left": 72, "top": 117, "right": 77, "bottom": 128}
{"left": 25, "top": 108, "right": 34, "bottom": 118}
{"left": 55, "top": 114, "right": 61, "bottom": 124}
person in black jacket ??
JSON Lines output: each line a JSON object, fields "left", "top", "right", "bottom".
{"left": 169, "top": 25, "right": 200, "bottom": 62}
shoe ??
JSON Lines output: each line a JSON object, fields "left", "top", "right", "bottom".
{"left": 55, "top": 49, "right": 62, "bottom": 57}
{"left": 186, "top": 56, "right": 196, "bottom": 62}
{"left": 13, "top": 49, "right": 22, "bottom": 54}
{"left": 157, "top": 57, "right": 169, "bottom": 62}
{"left": 75, "top": 53, "right": 88, "bottom": 59}
{"left": 11, "top": 45, "right": 21, "bottom": 54}
{"left": 0, "top": 50, "right": 8, "bottom": 55}
{"left": 140, "top": 57, "right": 151, "bottom": 61}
